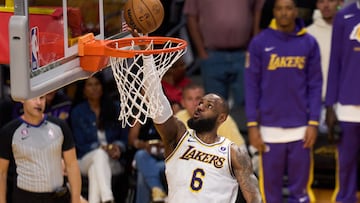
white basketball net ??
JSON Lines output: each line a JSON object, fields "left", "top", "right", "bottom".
{"left": 109, "top": 39, "right": 186, "bottom": 127}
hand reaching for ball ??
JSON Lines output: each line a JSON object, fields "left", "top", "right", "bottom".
{"left": 122, "top": 0, "right": 164, "bottom": 34}
{"left": 128, "top": 28, "right": 150, "bottom": 51}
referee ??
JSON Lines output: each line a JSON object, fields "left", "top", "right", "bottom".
{"left": 0, "top": 96, "right": 82, "bottom": 203}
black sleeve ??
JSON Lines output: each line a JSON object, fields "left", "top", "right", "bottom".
{"left": 48, "top": 116, "right": 75, "bottom": 151}
{"left": 0, "top": 119, "right": 20, "bottom": 160}
{"left": 0, "top": 97, "right": 14, "bottom": 128}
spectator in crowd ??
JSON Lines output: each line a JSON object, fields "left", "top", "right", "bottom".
{"left": 307, "top": 0, "right": 342, "bottom": 134}
{"left": 0, "top": 96, "right": 82, "bottom": 203}
{"left": 325, "top": 1, "right": 360, "bottom": 202}
{"left": 183, "top": 0, "right": 264, "bottom": 109}
{"left": 128, "top": 120, "right": 167, "bottom": 203}
{"left": 45, "top": 90, "right": 72, "bottom": 121}
{"left": 297, "top": 1, "right": 317, "bottom": 25}
{"left": 260, "top": 0, "right": 316, "bottom": 30}
{"left": 70, "top": 73, "right": 128, "bottom": 203}
{"left": 245, "top": 0, "right": 322, "bottom": 202}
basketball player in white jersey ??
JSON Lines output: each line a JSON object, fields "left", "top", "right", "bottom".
{"left": 142, "top": 54, "right": 262, "bottom": 202}
{"left": 153, "top": 91, "right": 261, "bottom": 202}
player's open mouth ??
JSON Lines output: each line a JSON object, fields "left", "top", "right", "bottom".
{"left": 193, "top": 111, "right": 200, "bottom": 118}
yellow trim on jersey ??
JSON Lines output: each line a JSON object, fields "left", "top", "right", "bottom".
{"left": 165, "top": 130, "right": 191, "bottom": 162}
{"left": 247, "top": 121, "right": 258, "bottom": 127}
{"left": 308, "top": 120, "right": 319, "bottom": 126}
{"left": 269, "top": 19, "right": 278, "bottom": 30}
{"left": 307, "top": 149, "right": 316, "bottom": 202}
{"left": 269, "top": 18, "right": 307, "bottom": 36}
{"left": 259, "top": 153, "right": 267, "bottom": 203}
{"left": 331, "top": 149, "right": 340, "bottom": 202}
{"left": 297, "top": 28, "right": 307, "bottom": 36}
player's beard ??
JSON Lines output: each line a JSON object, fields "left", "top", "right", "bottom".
{"left": 187, "top": 116, "right": 216, "bottom": 134}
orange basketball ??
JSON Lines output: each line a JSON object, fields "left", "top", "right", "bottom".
{"left": 123, "top": 0, "right": 164, "bottom": 34}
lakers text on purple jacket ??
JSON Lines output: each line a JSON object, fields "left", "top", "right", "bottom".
{"left": 325, "top": 2, "right": 360, "bottom": 106}
{"left": 245, "top": 18, "right": 322, "bottom": 128}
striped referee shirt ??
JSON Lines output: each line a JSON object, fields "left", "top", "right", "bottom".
{"left": 0, "top": 115, "right": 75, "bottom": 193}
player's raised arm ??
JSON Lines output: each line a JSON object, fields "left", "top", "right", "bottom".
{"left": 127, "top": 28, "right": 187, "bottom": 156}
{"left": 153, "top": 113, "right": 187, "bottom": 157}
{"left": 231, "top": 144, "right": 262, "bottom": 203}
{"left": 141, "top": 53, "right": 186, "bottom": 157}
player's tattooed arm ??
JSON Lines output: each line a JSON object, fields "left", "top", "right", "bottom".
{"left": 231, "top": 144, "right": 262, "bottom": 203}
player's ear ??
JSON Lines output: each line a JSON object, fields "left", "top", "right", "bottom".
{"left": 218, "top": 113, "right": 227, "bottom": 124}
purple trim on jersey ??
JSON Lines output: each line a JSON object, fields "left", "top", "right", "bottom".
{"left": 19, "top": 114, "right": 47, "bottom": 127}
{"left": 245, "top": 19, "right": 322, "bottom": 127}
{"left": 325, "top": 3, "right": 360, "bottom": 106}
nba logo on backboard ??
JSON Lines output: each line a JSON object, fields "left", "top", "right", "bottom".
{"left": 30, "top": 27, "right": 39, "bottom": 71}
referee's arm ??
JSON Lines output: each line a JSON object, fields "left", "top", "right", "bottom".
{"left": 0, "top": 158, "right": 9, "bottom": 203}
{"left": 63, "top": 148, "right": 82, "bottom": 203}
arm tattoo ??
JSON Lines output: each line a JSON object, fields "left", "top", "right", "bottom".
{"left": 233, "top": 146, "right": 262, "bottom": 203}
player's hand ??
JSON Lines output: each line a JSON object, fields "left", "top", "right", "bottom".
{"left": 325, "top": 106, "right": 338, "bottom": 144}
{"left": 128, "top": 27, "right": 141, "bottom": 38}
{"left": 303, "top": 126, "right": 317, "bottom": 148}
{"left": 248, "top": 127, "right": 266, "bottom": 152}
{"left": 127, "top": 28, "right": 150, "bottom": 51}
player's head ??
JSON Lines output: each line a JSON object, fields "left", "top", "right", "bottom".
{"left": 181, "top": 83, "right": 205, "bottom": 116}
{"left": 22, "top": 96, "right": 46, "bottom": 118}
{"left": 273, "top": 0, "right": 298, "bottom": 30}
{"left": 316, "top": 0, "right": 342, "bottom": 23}
{"left": 187, "top": 93, "right": 229, "bottom": 134}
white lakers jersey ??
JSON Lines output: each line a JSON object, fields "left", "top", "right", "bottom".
{"left": 165, "top": 130, "right": 238, "bottom": 203}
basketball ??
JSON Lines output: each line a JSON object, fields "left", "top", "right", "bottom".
{"left": 123, "top": 0, "right": 164, "bottom": 34}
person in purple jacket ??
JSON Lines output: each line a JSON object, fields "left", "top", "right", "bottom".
{"left": 245, "top": 0, "right": 322, "bottom": 202}
{"left": 325, "top": 1, "right": 360, "bottom": 202}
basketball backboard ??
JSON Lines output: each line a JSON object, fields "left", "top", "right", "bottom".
{"left": 1, "top": 0, "right": 130, "bottom": 101}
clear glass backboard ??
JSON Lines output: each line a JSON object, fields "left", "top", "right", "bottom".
{"left": 1, "top": 0, "right": 129, "bottom": 100}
